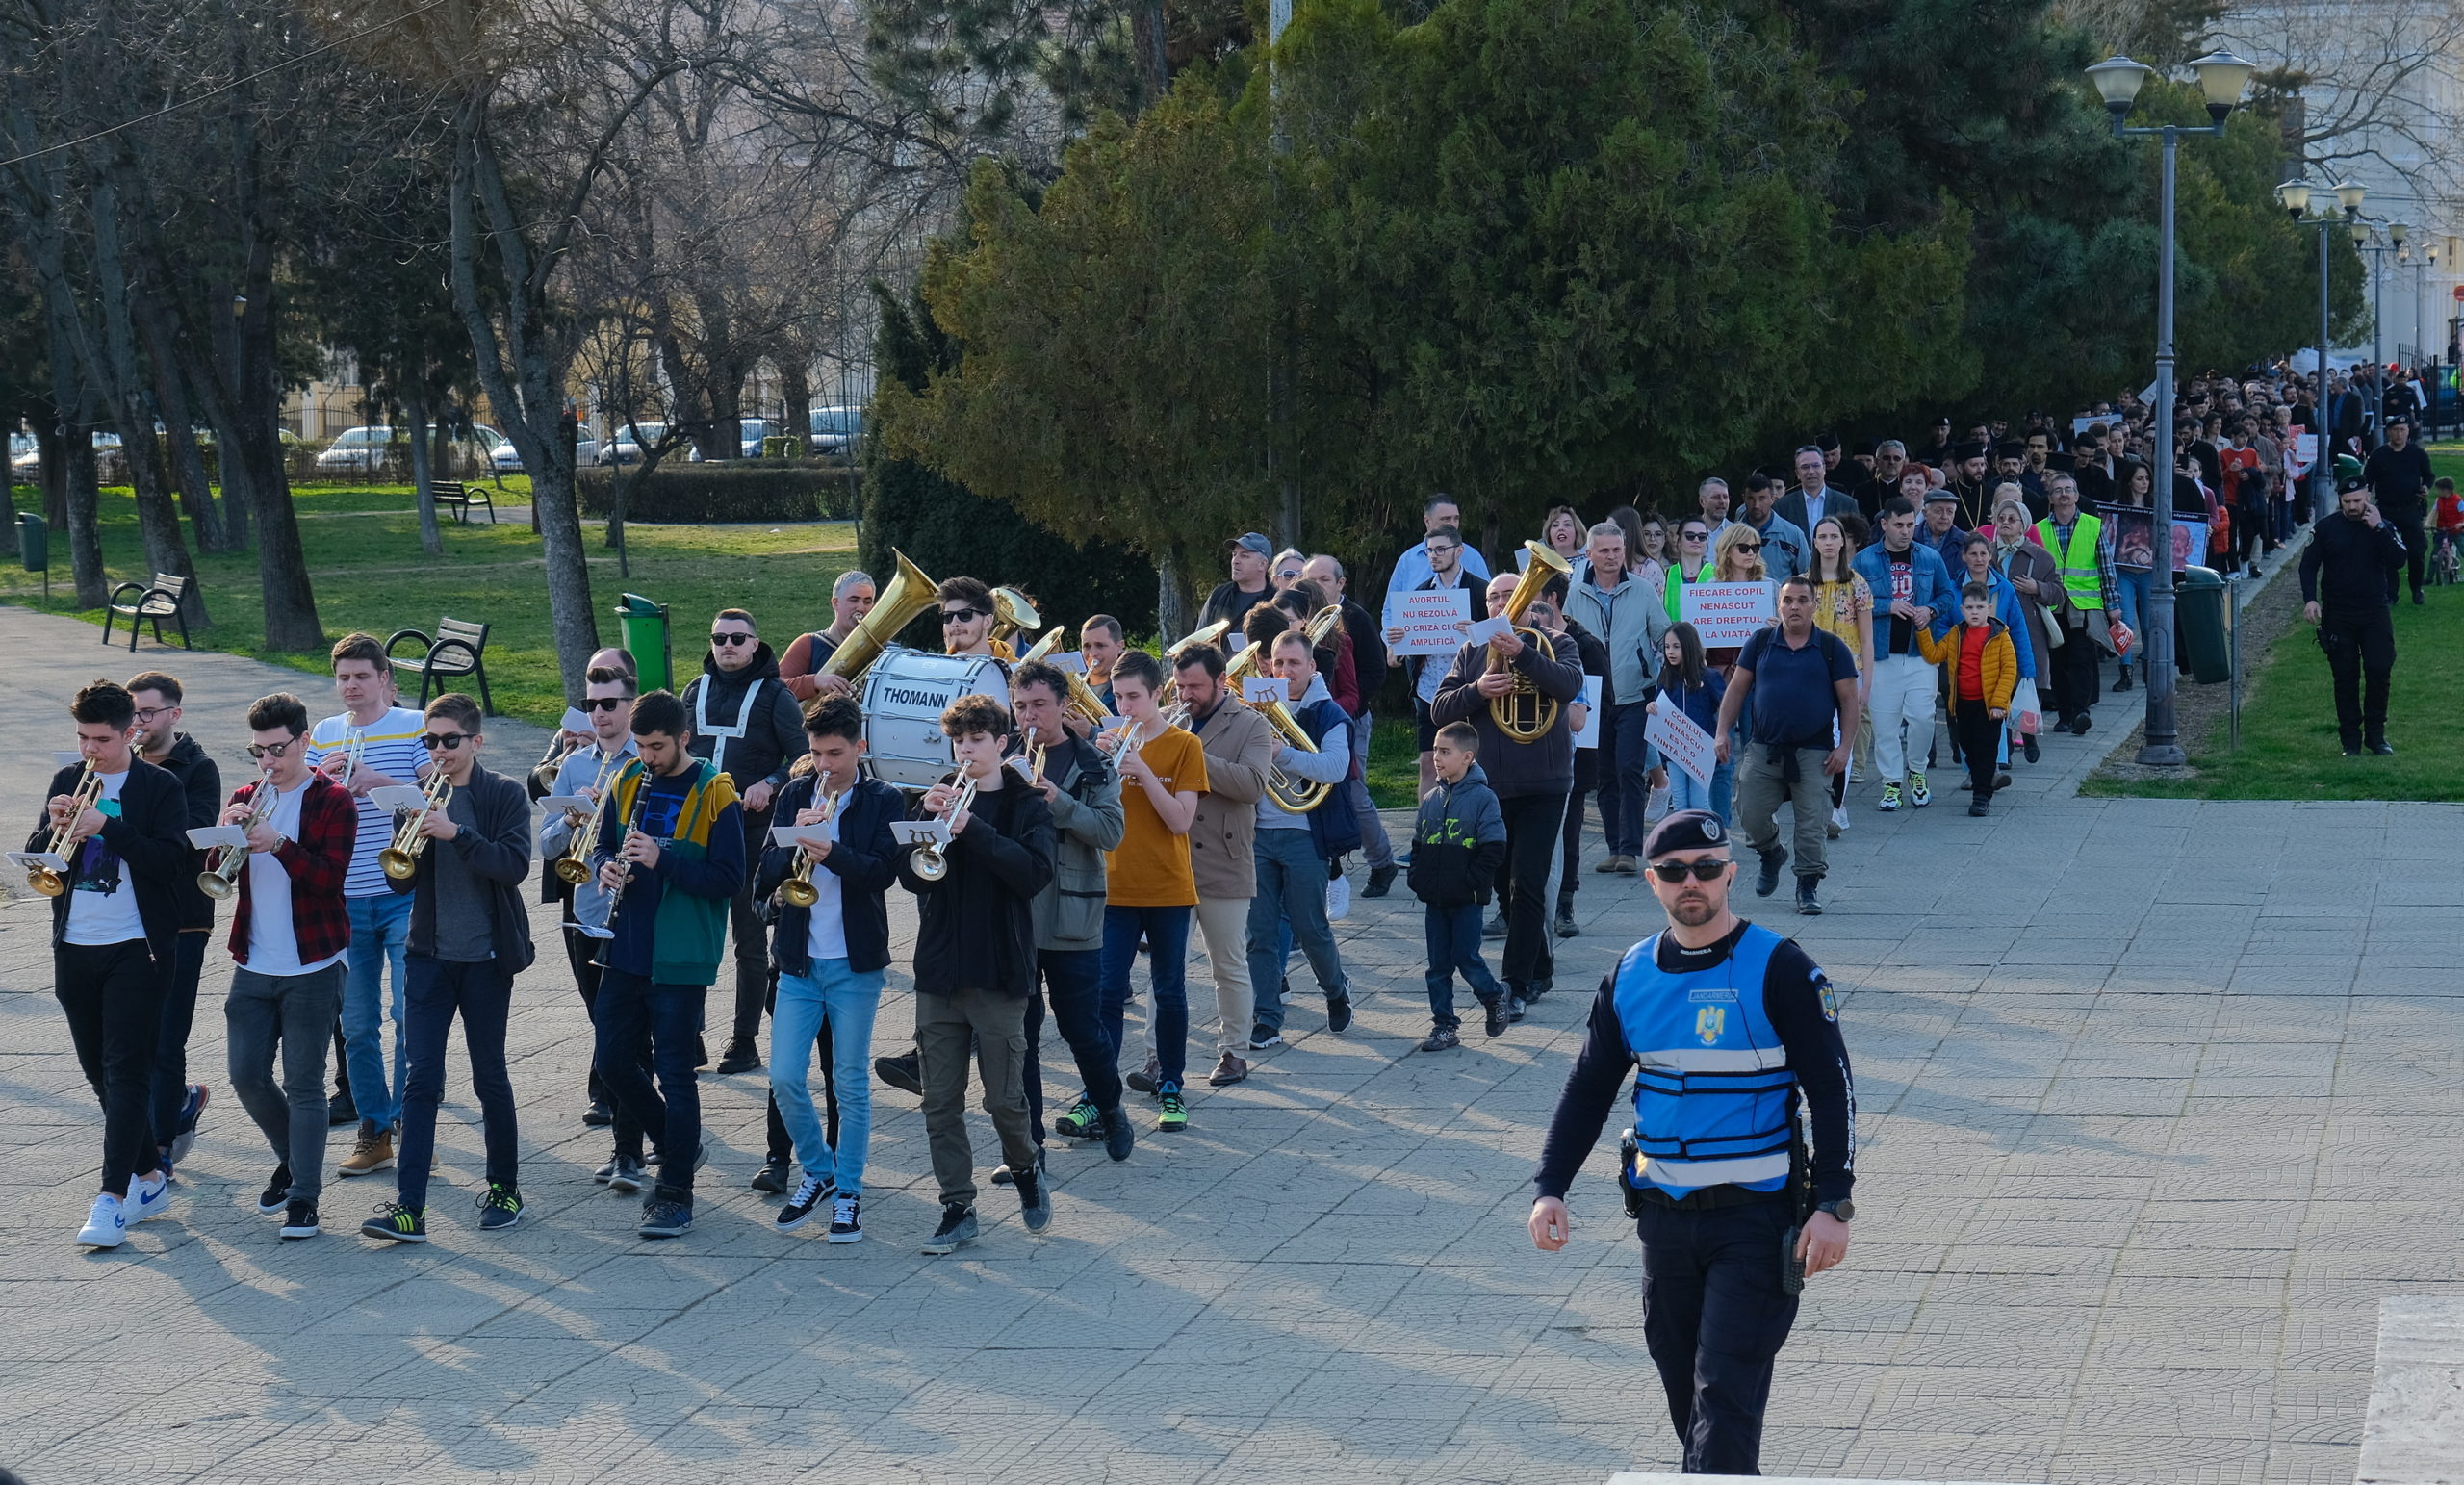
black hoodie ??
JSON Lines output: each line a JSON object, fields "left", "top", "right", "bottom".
{"left": 146, "top": 733, "right": 223, "bottom": 929}
{"left": 680, "top": 641, "right": 805, "bottom": 824}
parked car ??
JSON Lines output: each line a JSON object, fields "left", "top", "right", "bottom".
{"left": 808, "top": 405, "right": 864, "bottom": 457}
{"left": 314, "top": 425, "right": 406, "bottom": 473}
{"left": 598, "top": 422, "right": 670, "bottom": 467}
{"left": 12, "top": 430, "right": 124, "bottom": 475}
{"left": 490, "top": 430, "right": 599, "bottom": 473}
{"left": 737, "top": 418, "right": 775, "bottom": 458}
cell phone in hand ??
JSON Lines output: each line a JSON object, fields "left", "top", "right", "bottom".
{"left": 1781, "top": 1224, "right": 1806, "bottom": 1295}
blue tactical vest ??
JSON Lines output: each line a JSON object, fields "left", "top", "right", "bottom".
{"left": 1295, "top": 695, "right": 1363, "bottom": 860}
{"left": 1613, "top": 926, "right": 1797, "bottom": 1199}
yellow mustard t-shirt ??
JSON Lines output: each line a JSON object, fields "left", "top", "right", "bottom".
{"left": 1104, "top": 725, "right": 1210, "bottom": 908}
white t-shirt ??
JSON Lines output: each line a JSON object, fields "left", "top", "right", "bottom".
{"left": 802, "top": 799, "right": 849, "bottom": 963}
{"left": 64, "top": 770, "right": 146, "bottom": 948}
{"left": 244, "top": 780, "right": 346, "bottom": 977}
{"left": 306, "top": 706, "right": 426, "bottom": 899}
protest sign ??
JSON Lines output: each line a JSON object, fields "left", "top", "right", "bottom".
{"left": 1680, "top": 581, "right": 1774, "bottom": 648}
{"left": 1387, "top": 588, "right": 1473, "bottom": 655}
{"left": 1644, "top": 701, "right": 1716, "bottom": 789}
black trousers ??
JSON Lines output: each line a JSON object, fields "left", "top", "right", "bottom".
{"left": 2050, "top": 617, "right": 2101, "bottom": 722}
{"left": 727, "top": 807, "right": 774, "bottom": 1045}
{"left": 567, "top": 926, "right": 647, "bottom": 1157}
{"left": 2319, "top": 609, "right": 2396, "bottom": 745}
{"left": 1952, "top": 699, "right": 2000, "bottom": 801}
{"left": 1492, "top": 791, "right": 1567, "bottom": 992}
{"left": 1638, "top": 1199, "right": 1802, "bottom": 1476}
{"left": 55, "top": 938, "right": 167, "bottom": 1197}
{"left": 1557, "top": 785, "right": 1589, "bottom": 910}
{"left": 150, "top": 929, "right": 210, "bottom": 1149}
{"left": 2386, "top": 506, "right": 2428, "bottom": 600}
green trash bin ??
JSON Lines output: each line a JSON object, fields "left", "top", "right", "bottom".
{"left": 616, "top": 592, "right": 673, "bottom": 694}
{"left": 2174, "top": 565, "right": 2232, "bottom": 684}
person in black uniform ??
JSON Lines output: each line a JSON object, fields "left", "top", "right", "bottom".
{"left": 2299, "top": 484, "right": 2410, "bottom": 755}
{"left": 2359, "top": 417, "right": 2436, "bottom": 604}
{"left": 1527, "top": 809, "right": 1856, "bottom": 1476}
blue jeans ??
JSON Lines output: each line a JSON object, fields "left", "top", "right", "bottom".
{"left": 1246, "top": 828, "right": 1348, "bottom": 1033}
{"left": 2113, "top": 568, "right": 2154, "bottom": 674}
{"left": 1606, "top": 702, "right": 1655, "bottom": 856}
{"left": 1029, "top": 946, "right": 1121, "bottom": 1131}
{"left": 342, "top": 892, "right": 413, "bottom": 1128}
{"left": 594, "top": 968, "right": 707, "bottom": 1200}
{"left": 770, "top": 960, "right": 883, "bottom": 1199}
{"left": 397, "top": 955, "right": 518, "bottom": 1211}
{"left": 1665, "top": 764, "right": 1716, "bottom": 815}
{"left": 1424, "top": 903, "right": 1502, "bottom": 1029}
{"left": 1101, "top": 906, "right": 1192, "bottom": 1088}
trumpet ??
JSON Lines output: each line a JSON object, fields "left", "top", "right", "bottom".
{"left": 1487, "top": 542, "right": 1572, "bottom": 743}
{"left": 29, "top": 759, "right": 103, "bottom": 896}
{"left": 378, "top": 771, "right": 453, "bottom": 880}
{"left": 199, "top": 768, "right": 276, "bottom": 901}
{"left": 908, "top": 771, "right": 979, "bottom": 883}
{"left": 777, "top": 783, "right": 846, "bottom": 909}
{"left": 553, "top": 750, "right": 626, "bottom": 886}
{"left": 333, "top": 727, "right": 367, "bottom": 789}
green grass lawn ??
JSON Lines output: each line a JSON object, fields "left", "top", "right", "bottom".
{"left": 2083, "top": 582, "right": 2464, "bottom": 801}
{"left": 1, "top": 482, "right": 856, "bottom": 723}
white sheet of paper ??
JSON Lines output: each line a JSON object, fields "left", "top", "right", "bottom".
{"left": 1574, "top": 676, "right": 1603, "bottom": 749}
{"left": 770, "top": 823, "right": 834, "bottom": 849}
{"left": 187, "top": 825, "right": 249, "bottom": 851}
{"left": 889, "top": 819, "right": 951, "bottom": 846}
{"left": 10, "top": 851, "right": 68, "bottom": 873}
{"left": 1464, "top": 615, "right": 1511, "bottom": 645}
{"left": 539, "top": 795, "right": 593, "bottom": 814}
{"left": 1046, "top": 651, "right": 1087, "bottom": 674}
{"left": 1242, "top": 677, "right": 1285, "bottom": 704}
{"left": 369, "top": 785, "right": 429, "bottom": 813}
{"left": 559, "top": 707, "right": 592, "bottom": 735}
{"left": 1225, "top": 633, "right": 1247, "bottom": 653}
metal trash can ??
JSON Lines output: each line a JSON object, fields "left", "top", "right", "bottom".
{"left": 616, "top": 592, "right": 672, "bottom": 694}
{"left": 2174, "top": 565, "right": 2232, "bottom": 684}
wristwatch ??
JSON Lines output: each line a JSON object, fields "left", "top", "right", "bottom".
{"left": 1815, "top": 1199, "right": 1855, "bottom": 1222}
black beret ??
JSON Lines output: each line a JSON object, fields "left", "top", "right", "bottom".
{"left": 1642, "top": 809, "right": 1731, "bottom": 859}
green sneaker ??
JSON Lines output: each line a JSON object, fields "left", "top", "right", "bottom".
{"left": 476, "top": 1182, "right": 523, "bottom": 1233}
{"left": 1156, "top": 1083, "right": 1188, "bottom": 1133}
{"left": 362, "top": 1201, "right": 427, "bottom": 1243}
{"left": 1052, "top": 1098, "right": 1103, "bottom": 1140}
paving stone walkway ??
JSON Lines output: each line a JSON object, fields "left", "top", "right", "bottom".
{"left": 0, "top": 604, "right": 2454, "bottom": 1485}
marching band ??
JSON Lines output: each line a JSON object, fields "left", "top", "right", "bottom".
{"left": 31, "top": 545, "right": 1577, "bottom": 1254}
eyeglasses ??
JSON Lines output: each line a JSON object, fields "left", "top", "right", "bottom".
{"left": 133, "top": 705, "right": 176, "bottom": 724}
{"left": 581, "top": 696, "right": 629, "bottom": 712}
{"left": 710, "top": 631, "right": 755, "bottom": 647}
{"left": 419, "top": 732, "right": 473, "bottom": 751}
{"left": 940, "top": 607, "right": 988, "bottom": 625}
{"left": 244, "top": 738, "right": 300, "bottom": 760}
{"left": 1649, "top": 858, "right": 1732, "bottom": 883}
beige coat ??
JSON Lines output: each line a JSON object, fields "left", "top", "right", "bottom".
{"left": 1186, "top": 698, "right": 1276, "bottom": 901}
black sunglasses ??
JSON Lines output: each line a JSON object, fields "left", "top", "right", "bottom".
{"left": 710, "top": 631, "right": 755, "bottom": 647}
{"left": 1733, "top": 542, "right": 1762, "bottom": 553}
{"left": 581, "top": 696, "right": 629, "bottom": 712}
{"left": 1681, "top": 530, "right": 1707, "bottom": 541}
{"left": 420, "top": 732, "right": 473, "bottom": 751}
{"left": 1649, "top": 858, "right": 1732, "bottom": 883}
{"left": 245, "top": 738, "right": 301, "bottom": 760}
{"left": 940, "top": 607, "right": 988, "bottom": 625}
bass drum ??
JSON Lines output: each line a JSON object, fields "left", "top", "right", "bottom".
{"left": 860, "top": 647, "right": 1010, "bottom": 789}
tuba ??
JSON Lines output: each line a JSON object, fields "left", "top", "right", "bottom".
{"left": 987, "top": 587, "right": 1040, "bottom": 660}
{"left": 28, "top": 759, "right": 103, "bottom": 897}
{"left": 199, "top": 768, "right": 277, "bottom": 901}
{"left": 1236, "top": 605, "right": 1345, "bottom": 813}
{"left": 1155, "top": 620, "right": 1232, "bottom": 710}
{"left": 1487, "top": 541, "right": 1572, "bottom": 743}
{"left": 379, "top": 771, "right": 454, "bottom": 880}
{"left": 817, "top": 548, "right": 940, "bottom": 689}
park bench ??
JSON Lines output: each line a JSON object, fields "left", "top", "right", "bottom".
{"left": 387, "top": 617, "right": 496, "bottom": 713}
{"left": 431, "top": 480, "right": 496, "bottom": 525}
{"left": 101, "top": 573, "right": 193, "bottom": 653}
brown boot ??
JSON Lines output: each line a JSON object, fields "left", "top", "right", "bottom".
{"left": 338, "top": 1126, "right": 395, "bottom": 1177}
{"left": 1208, "top": 1052, "right": 1248, "bottom": 1087}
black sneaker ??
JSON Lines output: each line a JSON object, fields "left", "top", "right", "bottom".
{"left": 922, "top": 1203, "right": 977, "bottom": 1255}
{"left": 1419, "top": 1027, "right": 1461, "bottom": 1053}
{"left": 1506, "top": 994, "right": 1527, "bottom": 1024}
{"left": 1480, "top": 995, "right": 1508, "bottom": 1038}
{"left": 874, "top": 1050, "right": 923, "bottom": 1096}
{"left": 2369, "top": 739, "right": 2397, "bottom": 755}
{"left": 1015, "top": 1167, "right": 1051, "bottom": 1233}
{"left": 827, "top": 1194, "right": 864, "bottom": 1243}
{"left": 1101, "top": 1105, "right": 1136, "bottom": 1163}
{"left": 477, "top": 1183, "right": 523, "bottom": 1232}
{"left": 326, "top": 1095, "right": 358, "bottom": 1128}
{"left": 1755, "top": 848, "right": 1785, "bottom": 897}
{"left": 2113, "top": 668, "right": 2133, "bottom": 691}
{"left": 1248, "top": 1025, "right": 1284, "bottom": 1049}
{"left": 1362, "top": 863, "right": 1399, "bottom": 898}
{"left": 638, "top": 1196, "right": 693, "bottom": 1239}
{"left": 1994, "top": 773, "right": 2012, "bottom": 790}
{"left": 582, "top": 1100, "right": 613, "bottom": 1128}
{"left": 362, "top": 1202, "right": 427, "bottom": 1243}
{"left": 750, "top": 1156, "right": 791, "bottom": 1194}
{"left": 1795, "top": 878, "right": 1823, "bottom": 916}
{"left": 280, "top": 1200, "right": 320, "bottom": 1240}
{"left": 1969, "top": 799, "right": 1990, "bottom": 818}
{"left": 1554, "top": 909, "right": 1578, "bottom": 938}
{"left": 713, "top": 1038, "right": 762, "bottom": 1076}
{"left": 607, "top": 1154, "right": 648, "bottom": 1194}
{"left": 2022, "top": 734, "right": 2039, "bottom": 763}
{"left": 992, "top": 1147, "right": 1047, "bottom": 1185}
{"left": 777, "top": 1174, "right": 834, "bottom": 1232}
{"left": 1325, "top": 994, "right": 1353, "bottom": 1034}
{"left": 257, "top": 1165, "right": 293, "bottom": 1216}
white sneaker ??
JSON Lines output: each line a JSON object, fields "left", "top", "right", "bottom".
{"left": 1644, "top": 785, "right": 1671, "bottom": 824}
{"left": 125, "top": 1172, "right": 173, "bottom": 1225}
{"left": 78, "top": 1193, "right": 127, "bottom": 1248}
{"left": 1829, "top": 806, "right": 1850, "bottom": 832}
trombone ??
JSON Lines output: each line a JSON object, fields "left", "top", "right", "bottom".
{"left": 1487, "top": 542, "right": 1572, "bottom": 743}
{"left": 28, "top": 759, "right": 102, "bottom": 897}
{"left": 908, "top": 771, "right": 979, "bottom": 882}
{"left": 776, "top": 784, "right": 846, "bottom": 909}
{"left": 198, "top": 768, "right": 276, "bottom": 901}
{"left": 378, "top": 771, "right": 453, "bottom": 881}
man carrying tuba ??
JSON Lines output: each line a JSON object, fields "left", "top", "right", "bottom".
{"left": 1431, "top": 564, "right": 1583, "bottom": 1023}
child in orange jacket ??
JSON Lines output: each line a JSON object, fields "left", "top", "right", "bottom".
{"left": 1917, "top": 584, "right": 2019, "bottom": 816}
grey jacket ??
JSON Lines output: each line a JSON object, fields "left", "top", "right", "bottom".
{"left": 1032, "top": 732, "right": 1125, "bottom": 951}
{"left": 1562, "top": 569, "right": 1668, "bottom": 706}
{"left": 1186, "top": 697, "right": 1276, "bottom": 901}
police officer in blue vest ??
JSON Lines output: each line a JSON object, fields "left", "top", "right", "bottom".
{"left": 1528, "top": 808, "right": 1856, "bottom": 1475}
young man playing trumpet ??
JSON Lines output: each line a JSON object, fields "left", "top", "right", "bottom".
{"left": 217, "top": 693, "right": 355, "bottom": 1240}
{"left": 755, "top": 697, "right": 901, "bottom": 1242}
{"left": 591, "top": 691, "right": 745, "bottom": 1241}
{"left": 363, "top": 694, "right": 536, "bottom": 1243}
{"left": 33, "top": 680, "right": 192, "bottom": 1248}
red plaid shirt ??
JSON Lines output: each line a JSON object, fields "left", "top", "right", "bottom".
{"left": 225, "top": 772, "right": 358, "bottom": 967}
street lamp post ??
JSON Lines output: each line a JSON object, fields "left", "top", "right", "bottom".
{"left": 2353, "top": 219, "right": 2409, "bottom": 426}
{"left": 2277, "top": 177, "right": 2366, "bottom": 521}
{"left": 2086, "top": 49, "right": 2255, "bottom": 768}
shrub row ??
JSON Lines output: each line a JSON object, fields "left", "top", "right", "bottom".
{"left": 578, "top": 463, "right": 860, "bottom": 524}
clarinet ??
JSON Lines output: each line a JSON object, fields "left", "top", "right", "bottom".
{"left": 602, "top": 769, "right": 654, "bottom": 934}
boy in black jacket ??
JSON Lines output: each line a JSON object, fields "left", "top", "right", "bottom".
{"left": 901, "top": 694, "right": 1056, "bottom": 1255}
{"left": 33, "top": 680, "right": 193, "bottom": 1247}
{"left": 1409, "top": 722, "right": 1510, "bottom": 1050}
